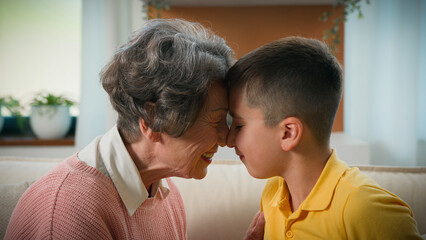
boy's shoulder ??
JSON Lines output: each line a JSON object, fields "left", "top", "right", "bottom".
{"left": 337, "top": 166, "right": 389, "bottom": 196}
{"left": 339, "top": 167, "right": 377, "bottom": 187}
{"left": 338, "top": 170, "right": 419, "bottom": 239}
{"left": 334, "top": 166, "right": 412, "bottom": 216}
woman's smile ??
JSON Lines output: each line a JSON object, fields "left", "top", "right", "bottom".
{"left": 201, "top": 152, "right": 215, "bottom": 163}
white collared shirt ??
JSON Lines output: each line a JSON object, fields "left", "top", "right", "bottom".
{"left": 77, "top": 125, "right": 169, "bottom": 216}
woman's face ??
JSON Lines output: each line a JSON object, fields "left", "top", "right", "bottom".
{"left": 161, "top": 81, "right": 229, "bottom": 179}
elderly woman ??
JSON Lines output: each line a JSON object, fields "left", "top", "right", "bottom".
{"left": 6, "top": 19, "right": 233, "bottom": 239}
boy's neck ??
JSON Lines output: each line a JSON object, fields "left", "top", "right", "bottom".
{"left": 282, "top": 145, "right": 332, "bottom": 212}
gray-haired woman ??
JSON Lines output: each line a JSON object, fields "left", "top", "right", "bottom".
{"left": 6, "top": 19, "right": 234, "bottom": 239}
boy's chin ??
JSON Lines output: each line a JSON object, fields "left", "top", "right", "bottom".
{"left": 246, "top": 167, "right": 271, "bottom": 179}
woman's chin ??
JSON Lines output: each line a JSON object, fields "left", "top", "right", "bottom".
{"left": 191, "top": 167, "right": 208, "bottom": 180}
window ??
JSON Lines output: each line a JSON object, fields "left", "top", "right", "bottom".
{"left": 0, "top": 0, "right": 81, "bottom": 116}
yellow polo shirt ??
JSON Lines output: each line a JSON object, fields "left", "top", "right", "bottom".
{"left": 260, "top": 150, "right": 422, "bottom": 239}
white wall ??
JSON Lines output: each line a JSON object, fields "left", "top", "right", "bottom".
{"left": 0, "top": 0, "right": 144, "bottom": 158}
{"left": 0, "top": 0, "right": 82, "bottom": 115}
{"left": 76, "top": 0, "right": 146, "bottom": 149}
{"left": 344, "top": 0, "right": 426, "bottom": 166}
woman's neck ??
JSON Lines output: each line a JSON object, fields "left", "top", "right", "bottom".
{"left": 125, "top": 138, "right": 175, "bottom": 190}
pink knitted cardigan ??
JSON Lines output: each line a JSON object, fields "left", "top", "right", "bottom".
{"left": 5, "top": 155, "right": 187, "bottom": 240}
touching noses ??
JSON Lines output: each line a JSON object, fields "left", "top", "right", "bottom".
{"left": 217, "top": 115, "right": 236, "bottom": 148}
{"left": 217, "top": 119, "right": 229, "bottom": 147}
{"left": 226, "top": 124, "right": 235, "bottom": 148}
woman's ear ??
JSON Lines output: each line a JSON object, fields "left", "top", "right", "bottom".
{"left": 139, "top": 118, "right": 161, "bottom": 142}
{"left": 278, "top": 117, "right": 303, "bottom": 151}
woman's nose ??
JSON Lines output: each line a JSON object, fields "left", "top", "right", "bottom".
{"left": 217, "top": 119, "right": 229, "bottom": 147}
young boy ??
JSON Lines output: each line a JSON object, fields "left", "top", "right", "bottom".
{"left": 226, "top": 37, "right": 422, "bottom": 239}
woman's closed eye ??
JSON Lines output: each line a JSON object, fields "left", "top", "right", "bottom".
{"left": 211, "top": 117, "right": 226, "bottom": 128}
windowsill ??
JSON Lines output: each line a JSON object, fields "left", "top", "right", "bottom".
{"left": 0, "top": 136, "right": 75, "bottom": 146}
{"left": 0, "top": 116, "right": 77, "bottom": 146}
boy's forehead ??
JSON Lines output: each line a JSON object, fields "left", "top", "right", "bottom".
{"left": 229, "top": 87, "right": 267, "bottom": 124}
{"left": 229, "top": 87, "right": 244, "bottom": 104}
{"left": 229, "top": 85, "right": 246, "bottom": 100}
{"left": 229, "top": 86, "right": 249, "bottom": 117}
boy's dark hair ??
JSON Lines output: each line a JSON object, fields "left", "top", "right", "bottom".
{"left": 226, "top": 37, "right": 343, "bottom": 146}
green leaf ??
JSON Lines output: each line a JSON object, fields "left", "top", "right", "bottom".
{"left": 320, "top": 0, "right": 370, "bottom": 55}
{"left": 31, "top": 92, "right": 76, "bottom": 107}
{"left": 0, "top": 96, "right": 25, "bottom": 131}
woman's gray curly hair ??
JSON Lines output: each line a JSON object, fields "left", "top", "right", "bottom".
{"left": 101, "top": 19, "right": 234, "bottom": 143}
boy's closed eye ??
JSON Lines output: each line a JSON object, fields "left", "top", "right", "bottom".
{"left": 235, "top": 125, "right": 243, "bottom": 130}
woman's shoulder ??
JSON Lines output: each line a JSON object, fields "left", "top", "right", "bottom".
{"left": 7, "top": 157, "right": 125, "bottom": 239}
{"left": 22, "top": 155, "right": 119, "bottom": 208}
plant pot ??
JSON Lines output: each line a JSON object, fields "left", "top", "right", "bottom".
{"left": 30, "top": 105, "right": 72, "bottom": 139}
{"left": 0, "top": 106, "right": 3, "bottom": 134}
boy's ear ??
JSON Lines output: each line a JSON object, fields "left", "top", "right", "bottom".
{"left": 278, "top": 117, "right": 303, "bottom": 151}
{"left": 139, "top": 118, "right": 161, "bottom": 142}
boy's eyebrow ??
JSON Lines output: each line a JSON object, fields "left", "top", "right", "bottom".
{"left": 228, "top": 111, "right": 242, "bottom": 119}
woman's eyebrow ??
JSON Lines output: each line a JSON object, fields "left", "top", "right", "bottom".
{"left": 209, "top": 108, "right": 228, "bottom": 113}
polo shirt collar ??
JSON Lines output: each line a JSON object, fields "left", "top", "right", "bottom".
{"left": 269, "top": 177, "right": 288, "bottom": 208}
{"left": 300, "top": 149, "right": 348, "bottom": 211}
{"left": 78, "top": 125, "right": 169, "bottom": 216}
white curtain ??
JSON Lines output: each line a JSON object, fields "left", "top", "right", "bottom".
{"left": 344, "top": 0, "right": 426, "bottom": 166}
{"left": 76, "top": 0, "right": 144, "bottom": 149}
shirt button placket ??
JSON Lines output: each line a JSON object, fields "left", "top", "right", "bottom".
{"left": 286, "top": 230, "right": 294, "bottom": 238}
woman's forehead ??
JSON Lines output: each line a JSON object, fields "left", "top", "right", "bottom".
{"left": 206, "top": 81, "right": 228, "bottom": 110}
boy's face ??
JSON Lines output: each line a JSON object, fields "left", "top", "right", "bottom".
{"left": 227, "top": 87, "right": 285, "bottom": 179}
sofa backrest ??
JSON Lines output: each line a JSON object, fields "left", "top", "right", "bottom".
{"left": 1, "top": 157, "right": 425, "bottom": 239}
{"left": 0, "top": 157, "right": 60, "bottom": 184}
{"left": 0, "top": 157, "right": 61, "bottom": 238}
{"left": 174, "top": 161, "right": 426, "bottom": 239}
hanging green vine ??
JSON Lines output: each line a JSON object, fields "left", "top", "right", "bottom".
{"left": 0, "top": 96, "right": 26, "bottom": 131}
{"left": 319, "top": 0, "right": 370, "bottom": 53}
{"left": 137, "top": 0, "right": 368, "bottom": 53}
{"left": 140, "top": 0, "right": 172, "bottom": 20}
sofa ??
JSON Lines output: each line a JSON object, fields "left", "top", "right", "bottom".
{"left": 1, "top": 156, "right": 425, "bottom": 239}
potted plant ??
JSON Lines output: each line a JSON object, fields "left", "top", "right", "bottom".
{"left": 0, "top": 96, "right": 24, "bottom": 134}
{"left": 30, "top": 92, "right": 76, "bottom": 139}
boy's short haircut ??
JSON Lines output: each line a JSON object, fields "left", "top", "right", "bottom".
{"left": 226, "top": 37, "right": 343, "bottom": 146}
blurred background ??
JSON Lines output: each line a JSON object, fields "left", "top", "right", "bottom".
{"left": 0, "top": 0, "right": 424, "bottom": 166}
